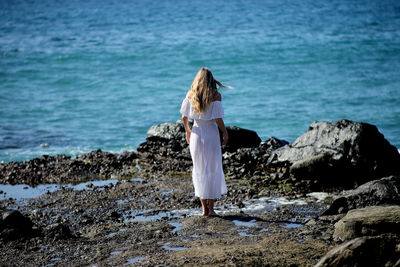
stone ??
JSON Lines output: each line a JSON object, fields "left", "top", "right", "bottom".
{"left": 137, "top": 121, "right": 266, "bottom": 175}
{"left": 222, "top": 126, "right": 262, "bottom": 152}
{"left": 45, "top": 223, "right": 72, "bottom": 240}
{"left": 315, "top": 234, "right": 400, "bottom": 267}
{"left": 333, "top": 205, "right": 400, "bottom": 241}
{"left": 269, "top": 120, "right": 400, "bottom": 189}
{"left": 0, "top": 209, "right": 35, "bottom": 241}
{"left": 1, "top": 210, "right": 33, "bottom": 229}
{"left": 323, "top": 176, "right": 400, "bottom": 215}
{"left": 146, "top": 122, "right": 186, "bottom": 143}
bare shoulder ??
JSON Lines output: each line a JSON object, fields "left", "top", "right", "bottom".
{"left": 213, "top": 92, "right": 222, "bottom": 101}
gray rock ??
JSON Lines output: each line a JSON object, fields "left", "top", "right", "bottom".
{"left": 146, "top": 122, "right": 186, "bottom": 142}
{"left": 323, "top": 176, "right": 400, "bottom": 215}
{"left": 269, "top": 120, "right": 400, "bottom": 188}
{"left": 315, "top": 234, "right": 400, "bottom": 267}
{"left": 333, "top": 205, "right": 400, "bottom": 241}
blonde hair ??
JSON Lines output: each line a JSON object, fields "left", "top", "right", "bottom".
{"left": 187, "top": 68, "right": 229, "bottom": 115}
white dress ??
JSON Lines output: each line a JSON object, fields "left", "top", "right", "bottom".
{"left": 180, "top": 98, "right": 228, "bottom": 199}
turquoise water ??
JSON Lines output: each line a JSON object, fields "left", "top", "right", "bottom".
{"left": 1, "top": 0, "right": 400, "bottom": 162}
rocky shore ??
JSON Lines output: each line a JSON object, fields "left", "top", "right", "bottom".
{"left": 1, "top": 119, "right": 400, "bottom": 266}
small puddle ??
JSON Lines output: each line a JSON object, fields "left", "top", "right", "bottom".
{"left": 126, "top": 256, "right": 145, "bottom": 264}
{"left": 232, "top": 219, "right": 257, "bottom": 228}
{"left": 231, "top": 218, "right": 258, "bottom": 237}
{"left": 123, "top": 210, "right": 179, "bottom": 223}
{"left": 168, "top": 221, "right": 183, "bottom": 233}
{"left": 238, "top": 230, "right": 257, "bottom": 237}
{"left": 0, "top": 184, "right": 61, "bottom": 201}
{"left": 70, "top": 179, "right": 118, "bottom": 191}
{"left": 116, "top": 198, "right": 134, "bottom": 205}
{"left": 162, "top": 242, "right": 188, "bottom": 251}
{"left": 0, "top": 179, "right": 119, "bottom": 201}
{"left": 106, "top": 232, "right": 116, "bottom": 238}
{"left": 284, "top": 218, "right": 304, "bottom": 229}
{"left": 285, "top": 223, "right": 303, "bottom": 229}
{"left": 106, "top": 228, "right": 126, "bottom": 238}
{"left": 110, "top": 251, "right": 122, "bottom": 256}
{"left": 161, "top": 190, "right": 173, "bottom": 195}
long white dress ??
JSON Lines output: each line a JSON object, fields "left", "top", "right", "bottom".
{"left": 180, "top": 98, "right": 228, "bottom": 199}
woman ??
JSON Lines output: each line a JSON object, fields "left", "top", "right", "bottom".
{"left": 180, "top": 68, "right": 229, "bottom": 216}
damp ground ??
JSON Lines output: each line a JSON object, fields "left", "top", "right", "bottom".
{"left": 0, "top": 175, "right": 339, "bottom": 266}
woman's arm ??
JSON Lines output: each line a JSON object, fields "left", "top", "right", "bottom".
{"left": 182, "top": 115, "right": 191, "bottom": 144}
{"left": 216, "top": 118, "right": 228, "bottom": 145}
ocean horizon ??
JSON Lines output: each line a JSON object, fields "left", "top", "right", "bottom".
{"left": 1, "top": 0, "right": 400, "bottom": 163}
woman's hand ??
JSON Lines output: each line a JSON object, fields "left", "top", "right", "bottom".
{"left": 216, "top": 118, "right": 228, "bottom": 146}
{"left": 185, "top": 129, "right": 191, "bottom": 144}
{"left": 182, "top": 115, "right": 191, "bottom": 144}
{"left": 222, "top": 130, "right": 228, "bottom": 146}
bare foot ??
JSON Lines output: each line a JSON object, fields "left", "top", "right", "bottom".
{"left": 202, "top": 208, "right": 208, "bottom": 216}
{"left": 200, "top": 199, "right": 208, "bottom": 216}
{"left": 207, "top": 210, "right": 218, "bottom": 217}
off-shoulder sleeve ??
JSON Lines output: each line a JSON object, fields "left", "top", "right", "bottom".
{"left": 180, "top": 98, "right": 191, "bottom": 118}
{"left": 211, "top": 101, "right": 224, "bottom": 119}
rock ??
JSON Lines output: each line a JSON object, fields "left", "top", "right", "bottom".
{"left": 323, "top": 176, "right": 400, "bottom": 215}
{"left": 222, "top": 126, "right": 261, "bottom": 152}
{"left": 0, "top": 150, "right": 138, "bottom": 186}
{"left": 45, "top": 223, "right": 72, "bottom": 240}
{"left": 333, "top": 205, "right": 400, "bottom": 241}
{"left": 0, "top": 209, "right": 35, "bottom": 241}
{"left": 137, "top": 121, "right": 266, "bottom": 175}
{"left": 260, "top": 137, "right": 289, "bottom": 153}
{"left": 146, "top": 122, "right": 186, "bottom": 142}
{"left": 109, "top": 211, "right": 122, "bottom": 220}
{"left": 315, "top": 234, "right": 400, "bottom": 267}
{"left": 269, "top": 120, "right": 400, "bottom": 189}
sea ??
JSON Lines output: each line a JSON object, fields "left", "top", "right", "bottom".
{"left": 1, "top": 0, "right": 400, "bottom": 163}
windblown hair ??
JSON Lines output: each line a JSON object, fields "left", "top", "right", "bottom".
{"left": 187, "top": 68, "right": 228, "bottom": 115}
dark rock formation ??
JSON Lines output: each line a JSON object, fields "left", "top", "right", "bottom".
{"left": 269, "top": 120, "right": 400, "bottom": 189}
{"left": 44, "top": 223, "right": 73, "bottom": 240}
{"left": 315, "top": 234, "right": 400, "bottom": 267}
{"left": 137, "top": 121, "right": 268, "bottom": 176}
{"left": 323, "top": 176, "right": 400, "bottom": 215}
{"left": 222, "top": 136, "right": 289, "bottom": 180}
{"left": 137, "top": 122, "right": 192, "bottom": 173}
{"left": 0, "top": 209, "right": 37, "bottom": 241}
{"left": 222, "top": 126, "right": 261, "bottom": 152}
{"left": 333, "top": 205, "right": 400, "bottom": 241}
{"left": 0, "top": 150, "right": 138, "bottom": 186}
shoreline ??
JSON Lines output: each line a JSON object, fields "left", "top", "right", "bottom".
{"left": 1, "top": 119, "right": 400, "bottom": 266}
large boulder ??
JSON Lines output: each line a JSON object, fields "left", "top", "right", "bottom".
{"left": 146, "top": 122, "right": 186, "bottom": 143}
{"left": 315, "top": 234, "right": 400, "bottom": 267}
{"left": 333, "top": 205, "right": 400, "bottom": 241}
{"left": 222, "top": 126, "right": 261, "bottom": 152}
{"left": 268, "top": 120, "right": 400, "bottom": 189}
{"left": 323, "top": 176, "right": 400, "bottom": 215}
